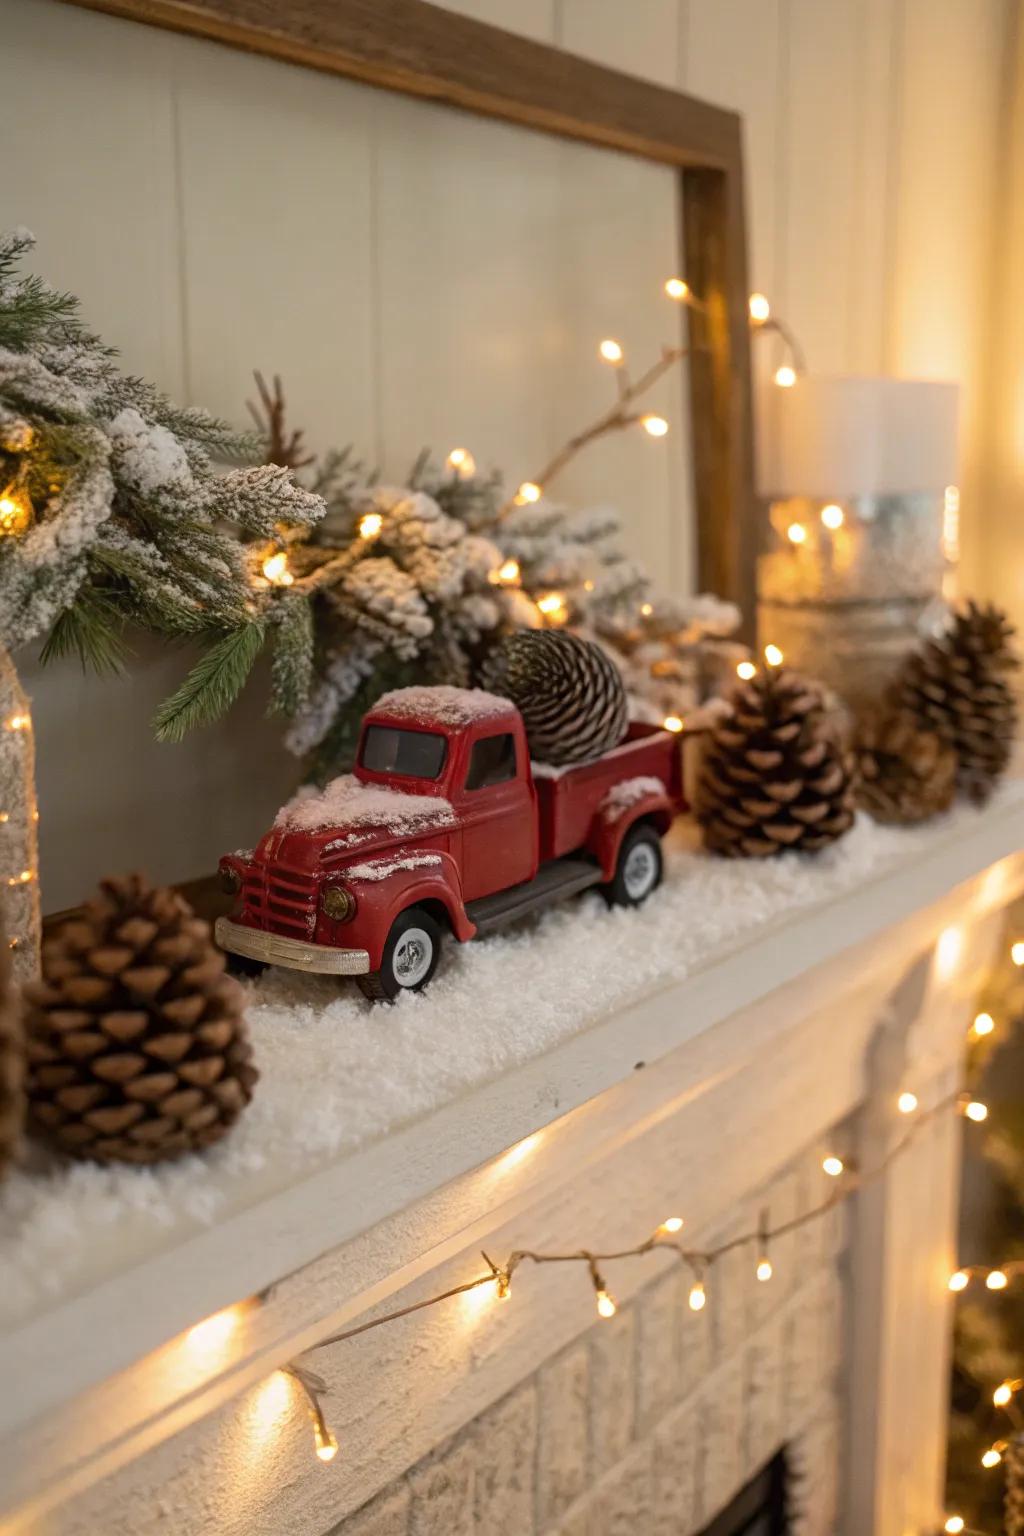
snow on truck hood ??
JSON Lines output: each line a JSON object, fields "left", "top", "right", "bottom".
{"left": 276, "top": 774, "right": 456, "bottom": 837}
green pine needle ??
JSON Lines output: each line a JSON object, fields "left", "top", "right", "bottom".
{"left": 38, "top": 589, "right": 128, "bottom": 675}
{"left": 153, "top": 623, "right": 266, "bottom": 742}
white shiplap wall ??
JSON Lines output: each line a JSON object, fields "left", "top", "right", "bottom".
{"left": 0, "top": 0, "right": 1012, "bottom": 908}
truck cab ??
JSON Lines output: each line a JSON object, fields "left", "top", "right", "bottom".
{"left": 216, "top": 685, "right": 685, "bottom": 1001}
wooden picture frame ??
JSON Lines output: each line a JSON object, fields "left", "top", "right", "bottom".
{"left": 60, "top": 0, "right": 758, "bottom": 628}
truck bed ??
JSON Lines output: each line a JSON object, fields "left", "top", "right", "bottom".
{"left": 531, "top": 722, "right": 684, "bottom": 864}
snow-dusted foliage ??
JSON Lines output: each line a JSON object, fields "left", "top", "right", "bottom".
{"left": 0, "top": 229, "right": 324, "bottom": 971}
{"left": 273, "top": 444, "right": 746, "bottom": 782}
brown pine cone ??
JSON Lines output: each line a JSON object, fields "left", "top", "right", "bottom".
{"left": 697, "top": 668, "right": 856, "bottom": 857}
{"left": 894, "top": 601, "right": 1019, "bottom": 805}
{"left": 854, "top": 708, "right": 957, "bottom": 825}
{"left": 23, "top": 874, "right": 257, "bottom": 1164}
{"left": 0, "top": 903, "right": 24, "bottom": 1177}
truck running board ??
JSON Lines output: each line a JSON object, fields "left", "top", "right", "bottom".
{"left": 466, "top": 856, "right": 604, "bottom": 937}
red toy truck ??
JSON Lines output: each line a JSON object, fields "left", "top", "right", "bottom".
{"left": 216, "top": 686, "right": 690, "bottom": 1000}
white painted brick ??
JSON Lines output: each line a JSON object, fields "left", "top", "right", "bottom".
{"left": 696, "top": 1362, "right": 745, "bottom": 1527}
{"left": 408, "top": 1436, "right": 475, "bottom": 1536}
{"left": 744, "top": 1315, "right": 785, "bottom": 1479}
{"left": 790, "top": 1394, "right": 840, "bottom": 1536}
{"left": 335, "top": 1484, "right": 410, "bottom": 1536}
{"left": 474, "top": 1381, "right": 538, "bottom": 1536}
{"left": 636, "top": 1268, "right": 683, "bottom": 1431}
{"left": 678, "top": 1267, "right": 713, "bottom": 1403}
{"left": 537, "top": 1342, "right": 590, "bottom": 1525}
{"left": 710, "top": 1220, "right": 753, "bottom": 1365}
{"left": 597, "top": 1439, "right": 655, "bottom": 1536}
{"left": 589, "top": 1305, "right": 636, "bottom": 1467}
{"left": 651, "top": 1399, "right": 700, "bottom": 1536}
{"left": 753, "top": 1168, "right": 801, "bottom": 1321}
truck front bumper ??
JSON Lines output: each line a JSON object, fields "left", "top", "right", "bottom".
{"left": 215, "top": 918, "right": 371, "bottom": 976}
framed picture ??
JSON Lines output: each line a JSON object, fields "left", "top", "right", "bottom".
{"left": 60, "top": 0, "right": 758, "bottom": 627}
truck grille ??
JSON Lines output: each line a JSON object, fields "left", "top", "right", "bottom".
{"left": 244, "top": 862, "right": 317, "bottom": 938}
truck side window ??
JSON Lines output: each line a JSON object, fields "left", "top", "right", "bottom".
{"left": 465, "top": 733, "right": 517, "bottom": 791}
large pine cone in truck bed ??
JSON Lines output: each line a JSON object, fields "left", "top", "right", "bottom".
{"left": 23, "top": 874, "right": 257, "bottom": 1164}
{"left": 480, "top": 629, "right": 628, "bottom": 766}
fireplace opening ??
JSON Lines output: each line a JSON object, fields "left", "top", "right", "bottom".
{"left": 698, "top": 1451, "right": 790, "bottom": 1535}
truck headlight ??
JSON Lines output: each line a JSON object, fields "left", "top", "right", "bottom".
{"left": 321, "top": 885, "right": 356, "bottom": 922}
{"left": 219, "top": 864, "right": 241, "bottom": 895}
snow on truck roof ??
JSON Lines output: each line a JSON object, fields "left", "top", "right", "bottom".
{"left": 371, "top": 685, "right": 516, "bottom": 728}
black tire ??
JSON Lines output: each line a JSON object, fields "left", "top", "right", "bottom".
{"left": 357, "top": 906, "right": 444, "bottom": 1002}
{"left": 602, "top": 822, "right": 664, "bottom": 908}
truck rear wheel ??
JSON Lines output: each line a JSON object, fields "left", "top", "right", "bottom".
{"left": 603, "top": 823, "right": 664, "bottom": 908}
{"left": 358, "top": 906, "right": 444, "bottom": 1002}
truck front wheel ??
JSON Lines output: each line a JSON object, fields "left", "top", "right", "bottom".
{"left": 358, "top": 906, "right": 444, "bottom": 1002}
{"left": 604, "top": 823, "right": 664, "bottom": 908}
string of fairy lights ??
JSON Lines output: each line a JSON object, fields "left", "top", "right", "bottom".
{"left": 177, "top": 950, "right": 1011, "bottom": 1536}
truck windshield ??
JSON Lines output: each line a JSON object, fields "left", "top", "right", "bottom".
{"left": 361, "top": 725, "right": 447, "bottom": 780}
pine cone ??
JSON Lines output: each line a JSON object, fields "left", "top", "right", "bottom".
{"left": 853, "top": 708, "right": 957, "bottom": 825}
{"left": 480, "top": 629, "right": 628, "bottom": 765}
{"left": 23, "top": 875, "right": 257, "bottom": 1164}
{"left": 697, "top": 668, "right": 856, "bottom": 857}
{"left": 0, "top": 903, "right": 24, "bottom": 1177}
{"left": 894, "top": 601, "right": 1019, "bottom": 805}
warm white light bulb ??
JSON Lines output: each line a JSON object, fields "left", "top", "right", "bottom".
{"left": 599, "top": 338, "right": 624, "bottom": 364}
{"left": 965, "top": 1100, "right": 989, "bottom": 1123}
{"left": 489, "top": 558, "right": 520, "bottom": 586}
{"left": 665, "top": 277, "right": 689, "bottom": 301}
{"left": 972, "top": 1012, "right": 995, "bottom": 1037}
{"left": 688, "top": 1282, "right": 706, "bottom": 1312}
{"left": 786, "top": 522, "right": 807, "bottom": 545}
{"left": 661, "top": 1216, "right": 684, "bottom": 1234}
{"left": 6, "top": 714, "right": 29, "bottom": 732}
{"left": 359, "top": 511, "right": 383, "bottom": 540}
{"left": 596, "top": 1289, "right": 617, "bottom": 1319}
{"left": 663, "top": 715, "right": 684, "bottom": 733}
{"left": 641, "top": 414, "right": 669, "bottom": 438}
{"left": 537, "top": 592, "right": 565, "bottom": 616}
{"left": 821, "top": 503, "right": 844, "bottom": 530}
{"left": 897, "top": 1091, "right": 918, "bottom": 1115}
{"left": 764, "top": 644, "right": 784, "bottom": 667}
{"left": 517, "top": 481, "right": 542, "bottom": 504}
{"left": 775, "top": 365, "right": 797, "bottom": 388}
{"left": 944, "top": 1517, "right": 965, "bottom": 1534}
{"left": 822, "top": 1155, "right": 844, "bottom": 1178}
{"left": 748, "top": 293, "right": 770, "bottom": 324}
{"left": 987, "top": 1269, "right": 1009, "bottom": 1291}
{"left": 948, "top": 1270, "right": 970, "bottom": 1292}
{"left": 640, "top": 601, "right": 653, "bottom": 617}
{"left": 446, "top": 447, "right": 476, "bottom": 478}
{"left": 736, "top": 660, "right": 757, "bottom": 681}
{"left": 1012, "top": 941, "right": 1024, "bottom": 967}
{"left": 756, "top": 1258, "right": 773, "bottom": 1283}
{"left": 261, "top": 551, "right": 294, "bottom": 587}
{"left": 994, "top": 1381, "right": 1014, "bottom": 1405}
{"left": 982, "top": 1447, "right": 1003, "bottom": 1468}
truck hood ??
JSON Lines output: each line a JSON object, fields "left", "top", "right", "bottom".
{"left": 268, "top": 774, "right": 456, "bottom": 869}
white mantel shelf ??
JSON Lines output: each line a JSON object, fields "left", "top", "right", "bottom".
{"left": 3, "top": 788, "right": 1024, "bottom": 1528}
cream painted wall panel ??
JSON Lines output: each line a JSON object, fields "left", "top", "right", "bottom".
{"left": 781, "top": 0, "right": 862, "bottom": 373}
{"left": 558, "top": 0, "right": 683, "bottom": 88}
{"left": 425, "top": 0, "right": 555, "bottom": 41}
{"left": 173, "top": 41, "right": 378, "bottom": 458}
{"left": 1, "top": 0, "right": 184, "bottom": 394}
{"left": 847, "top": 0, "right": 899, "bottom": 374}
{"left": 372, "top": 91, "right": 689, "bottom": 585}
{"left": 981, "top": 12, "right": 1024, "bottom": 634}
{"left": 685, "top": 0, "right": 783, "bottom": 300}
{"left": 887, "top": 0, "right": 1009, "bottom": 596}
